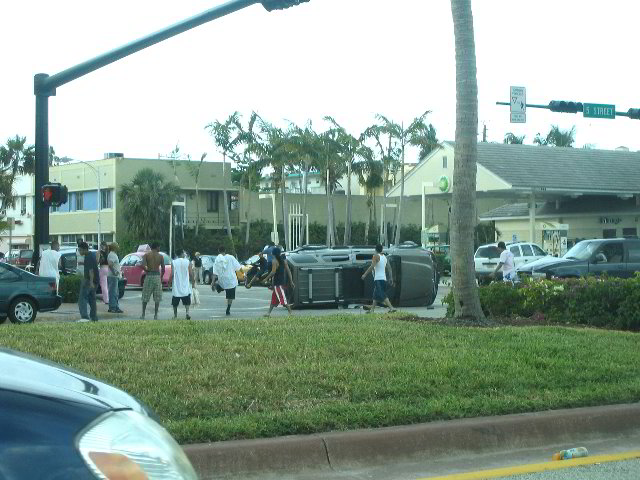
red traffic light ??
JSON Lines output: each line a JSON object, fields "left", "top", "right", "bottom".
{"left": 42, "top": 187, "right": 54, "bottom": 203}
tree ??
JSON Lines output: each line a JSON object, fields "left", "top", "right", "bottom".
{"left": 449, "top": 0, "right": 487, "bottom": 323}
{"left": 232, "top": 112, "right": 263, "bottom": 246}
{"left": 363, "top": 123, "right": 400, "bottom": 246}
{"left": 376, "top": 111, "right": 436, "bottom": 246}
{"left": 352, "top": 148, "right": 382, "bottom": 243}
{"left": 318, "top": 129, "right": 346, "bottom": 246}
{"left": 323, "top": 117, "right": 369, "bottom": 245}
{"left": 207, "top": 113, "right": 243, "bottom": 254}
{"left": 186, "top": 153, "right": 207, "bottom": 236}
{"left": 503, "top": 132, "right": 525, "bottom": 144}
{"left": 119, "top": 168, "right": 179, "bottom": 244}
{"left": 534, "top": 125, "right": 576, "bottom": 147}
{"left": 0, "top": 136, "right": 35, "bottom": 210}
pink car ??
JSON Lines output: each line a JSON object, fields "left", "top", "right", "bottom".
{"left": 120, "top": 251, "right": 173, "bottom": 289}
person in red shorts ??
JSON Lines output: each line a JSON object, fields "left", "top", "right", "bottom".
{"left": 259, "top": 247, "right": 294, "bottom": 317}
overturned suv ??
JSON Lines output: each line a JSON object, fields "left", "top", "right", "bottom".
{"left": 517, "top": 238, "right": 640, "bottom": 279}
{"left": 284, "top": 242, "right": 439, "bottom": 308}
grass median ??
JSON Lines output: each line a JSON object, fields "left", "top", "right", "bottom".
{"left": 2, "top": 314, "right": 639, "bottom": 444}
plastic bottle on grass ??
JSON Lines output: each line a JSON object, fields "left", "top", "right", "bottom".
{"left": 552, "top": 447, "right": 588, "bottom": 461}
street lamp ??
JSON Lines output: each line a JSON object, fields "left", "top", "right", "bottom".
{"left": 32, "top": 0, "right": 311, "bottom": 268}
{"left": 169, "top": 200, "right": 186, "bottom": 259}
{"left": 77, "top": 161, "right": 101, "bottom": 248}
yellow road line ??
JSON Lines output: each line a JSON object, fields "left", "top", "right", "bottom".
{"left": 419, "top": 450, "right": 640, "bottom": 480}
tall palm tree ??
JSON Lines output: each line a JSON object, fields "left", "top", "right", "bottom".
{"left": 232, "top": 112, "right": 262, "bottom": 245}
{"left": 186, "top": 153, "right": 207, "bottom": 236}
{"left": 534, "top": 125, "right": 576, "bottom": 147}
{"left": 318, "top": 129, "right": 345, "bottom": 246}
{"left": 377, "top": 111, "right": 435, "bottom": 246}
{"left": 119, "top": 168, "right": 179, "bottom": 243}
{"left": 353, "top": 150, "right": 382, "bottom": 243}
{"left": 207, "top": 113, "right": 242, "bottom": 253}
{"left": 450, "top": 0, "right": 486, "bottom": 323}
{"left": 503, "top": 132, "right": 525, "bottom": 144}
{"left": 0, "top": 136, "right": 35, "bottom": 210}
{"left": 323, "top": 117, "right": 368, "bottom": 245}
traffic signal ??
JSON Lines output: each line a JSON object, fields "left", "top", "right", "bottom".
{"left": 41, "top": 183, "right": 68, "bottom": 207}
{"left": 548, "top": 101, "right": 583, "bottom": 114}
{"left": 628, "top": 108, "right": 640, "bottom": 120}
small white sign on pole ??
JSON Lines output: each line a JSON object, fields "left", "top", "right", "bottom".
{"left": 510, "top": 86, "right": 526, "bottom": 123}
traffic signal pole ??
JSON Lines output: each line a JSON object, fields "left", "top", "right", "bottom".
{"left": 32, "top": 0, "right": 309, "bottom": 267}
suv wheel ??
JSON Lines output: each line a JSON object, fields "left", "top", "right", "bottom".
{"left": 9, "top": 297, "right": 37, "bottom": 324}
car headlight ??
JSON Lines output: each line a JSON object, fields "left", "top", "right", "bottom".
{"left": 77, "top": 410, "right": 197, "bottom": 480}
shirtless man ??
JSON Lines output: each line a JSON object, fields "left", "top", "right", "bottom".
{"left": 141, "top": 242, "right": 165, "bottom": 319}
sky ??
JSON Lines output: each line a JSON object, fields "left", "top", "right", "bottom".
{"left": 2, "top": 0, "right": 639, "bottom": 165}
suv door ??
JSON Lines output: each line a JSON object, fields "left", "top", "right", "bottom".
{"left": 624, "top": 240, "right": 640, "bottom": 278}
{"left": 509, "top": 245, "right": 524, "bottom": 268}
{"left": 589, "top": 241, "right": 625, "bottom": 277}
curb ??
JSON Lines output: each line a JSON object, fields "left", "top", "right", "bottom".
{"left": 183, "top": 402, "right": 640, "bottom": 479}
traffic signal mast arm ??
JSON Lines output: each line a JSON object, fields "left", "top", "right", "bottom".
{"left": 497, "top": 101, "right": 639, "bottom": 118}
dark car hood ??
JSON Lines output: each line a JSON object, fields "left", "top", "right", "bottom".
{"left": 0, "top": 348, "right": 153, "bottom": 415}
{"left": 518, "top": 256, "right": 580, "bottom": 272}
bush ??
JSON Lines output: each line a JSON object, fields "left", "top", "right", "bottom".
{"left": 442, "top": 275, "right": 640, "bottom": 331}
{"left": 59, "top": 275, "right": 82, "bottom": 303}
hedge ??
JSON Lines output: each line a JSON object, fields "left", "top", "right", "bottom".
{"left": 442, "top": 274, "right": 640, "bottom": 331}
{"left": 59, "top": 274, "right": 82, "bottom": 303}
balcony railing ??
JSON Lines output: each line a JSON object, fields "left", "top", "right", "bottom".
{"left": 183, "top": 210, "right": 239, "bottom": 228}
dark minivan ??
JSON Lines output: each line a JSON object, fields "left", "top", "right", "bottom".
{"left": 517, "top": 238, "right": 640, "bottom": 279}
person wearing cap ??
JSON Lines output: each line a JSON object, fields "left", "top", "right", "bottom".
{"left": 107, "top": 242, "right": 123, "bottom": 313}
{"left": 493, "top": 241, "right": 516, "bottom": 283}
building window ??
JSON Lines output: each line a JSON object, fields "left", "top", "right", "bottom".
{"left": 442, "top": 156, "right": 448, "bottom": 169}
{"left": 207, "top": 191, "right": 219, "bottom": 212}
{"left": 101, "top": 189, "right": 112, "bottom": 209}
{"left": 230, "top": 192, "right": 238, "bottom": 210}
{"left": 622, "top": 227, "right": 637, "bottom": 238}
{"left": 602, "top": 228, "right": 616, "bottom": 239}
{"left": 20, "top": 196, "right": 26, "bottom": 215}
{"left": 75, "top": 192, "right": 83, "bottom": 211}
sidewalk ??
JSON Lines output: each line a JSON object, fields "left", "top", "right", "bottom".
{"left": 183, "top": 403, "right": 640, "bottom": 480}
{"left": 36, "top": 301, "right": 125, "bottom": 322}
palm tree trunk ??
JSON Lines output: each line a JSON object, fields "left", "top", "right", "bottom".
{"left": 394, "top": 142, "right": 405, "bottom": 246}
{"left": 344, "top": 158, "right": 352, "bottom": 245}
{"left": 450, "top": 0, "right": 486, "bottom": 323}
{"left": 195, "top": 180, "right": 200, "bottom": 236}
{"left": 244, "top": 174, "right": 252, "bottom": 245}
{"left": 281, "top": 165, "right": 288, "bottom": 250}
{"left": 221, "top": 152, "right": 235, "bottom": 255}
{"left": 302, "top": 165, "right": 309, "bottom": 244}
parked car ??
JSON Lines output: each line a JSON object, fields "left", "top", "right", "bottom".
{"left": 0, "top": 262, "right": 62, "bottom": 324}
{"left": 120, "top": 251, "right": 173, "bottom": 289}
{"left": 517, "top": 238, "right": 640, "bottom": 279}
{"left": 8, "top": 248, "right": 33, "bottom": 270}
{"left": 58, "top": 248, "right": 126, "bottom": 299}
{"left": 474, "top": 242, "right": 548, "bottom": 284}
{"left": 0, "top": 347, "right": 197, "bottom": 479}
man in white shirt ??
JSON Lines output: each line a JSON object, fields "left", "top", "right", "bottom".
{"left": 494, "top": 241, "right": 516, "bottom": 282}
{"left": 171, "top": 249, "right": 193, "bottom": 320}
{"left": 211, "top": 245, "right": 242, "bottom": 316}
{"left": 39, "top": 240, "right": 62, "bottom": 292}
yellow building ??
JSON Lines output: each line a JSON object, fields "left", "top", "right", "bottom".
{"left": 386, "top": 141, "right": 640, "bottom": 248}
{"left": 48, "top": 154, "right": 238, "bottom": 246}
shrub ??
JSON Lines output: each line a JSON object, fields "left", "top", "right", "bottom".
{"left": 59, "top": 275, "right": 82, "bottom": 303}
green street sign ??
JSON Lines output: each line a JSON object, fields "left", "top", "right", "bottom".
{"left": 583, "top": 103, "right": 615, "bottom": 119}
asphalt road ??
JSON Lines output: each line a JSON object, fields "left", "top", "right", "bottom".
{"left": 114, "top": 280, "right": 450, "bottom": 321}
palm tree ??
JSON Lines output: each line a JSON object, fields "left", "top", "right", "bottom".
{"left": 232, "top": 112, "right": 262, "bottom": 245}
{"left": 323, "top": 117, "right": 369, "bottom": 245}
{"left": 450, "top": 0, "right": 486, "bottom": 323}
{"left": 0, "top": 136, "right": 35, "bottom": 210}
{"left": 363, "top": 123, "right": 399, "bottom": 246}
{"left": 503, "top": 132, "right": 525, "bottom": 144}
{"left": 318, "top": 129, "right": 346, "bottom": 246}
{"left": 534, "top": 125, "right": 576, "bottom": 147}
{"left": 207, "top": 113, "right": 242, "bottom": 253}
{"left": 353, "top": 150, "right": 382, "bottom": 243}
{"left": 119, "top": 168, "right": 179, "bottom": 243}
{"left": 186, "top": 153, "right": 207, "bottom": 236}
{"left": 377, "top": 112, "right": 436, "bottom": 246}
